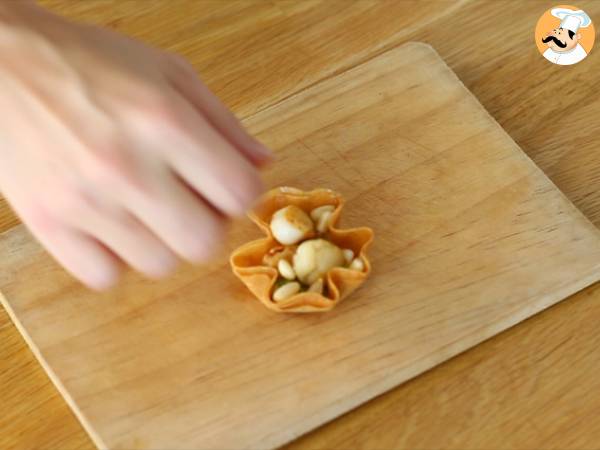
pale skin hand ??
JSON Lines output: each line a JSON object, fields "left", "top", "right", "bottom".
{"left": 0, "top": 3, "right": 272, "bottom": 289}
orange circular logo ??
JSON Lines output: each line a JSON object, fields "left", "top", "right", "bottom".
{"left": 534, "top": 4, "right": 594, "bottom": 65}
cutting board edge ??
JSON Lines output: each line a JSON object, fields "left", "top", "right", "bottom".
{"left": 443, "top": 66, "right": 600, "bottom": 242}
{"left": 408, "top": 43, "right": 600, "bottom": 241}
{"left": 240, "top": 40, "right": 600, "bottom": 243}
{"left": 239, "top": 42, "right": 437, "bottom": 124}
{"left": 422, "top": 42, "right": 600, "bottom": 240}
{"left": 0, "top": 290, "right": 106, "bottom": 450}
{"left": 2, "top": 41, "right": 600, "bottom": 450}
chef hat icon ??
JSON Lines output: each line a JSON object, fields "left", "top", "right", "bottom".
{"left": 551, "top": 8, "right": 592, "bottom": 33}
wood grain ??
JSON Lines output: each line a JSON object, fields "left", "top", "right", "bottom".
{"left": 0, "top": 197, "right": 19, "bottom": 232}
{"left": 3, "top": 42, "right": 600, "bottom": 449}
{"left": 287, "top": 280, "right": 600, "bottom": 450}
{"left": 2, "top": 1, "right": 600, "bottom": 449}
{"left": 0, "top": 305, "right": 91, "bottom": 450}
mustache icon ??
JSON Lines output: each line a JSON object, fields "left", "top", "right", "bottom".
{"left": 542, "top": 35, "right": 567, "bottom": 48}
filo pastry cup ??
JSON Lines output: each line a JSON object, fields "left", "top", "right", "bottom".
{"left": 230, "top": 187, "right": 374, "bottom": 313}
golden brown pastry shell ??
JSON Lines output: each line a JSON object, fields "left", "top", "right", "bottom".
{"left": 230, "top": 187, "right": 374, "bottom": 313}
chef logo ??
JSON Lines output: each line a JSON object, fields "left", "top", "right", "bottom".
{"left": 535, "top": 5, "right": 594, "bottom": 65}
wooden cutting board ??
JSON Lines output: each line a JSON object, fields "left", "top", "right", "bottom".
{"left": 2, "top": 42, "right": 600, "bottom": 450}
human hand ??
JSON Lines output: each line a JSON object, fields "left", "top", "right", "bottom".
{"left": 0, "top": 3, "right": 271, "bottom": 289}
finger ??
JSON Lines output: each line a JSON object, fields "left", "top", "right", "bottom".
{"left": 155, "top": 89, "right": 265, "bottom": 217}
{"left": 164, "top": 55, "right": 273, "bottom": 166}
{"left": 122, "top": 167, "right": 226, "bottom": 263}
{"left": 73, "top": 206, "right": 179, "bottom": 279}
{"left": 25, "top": 213, "right": 121, "bottom": 290}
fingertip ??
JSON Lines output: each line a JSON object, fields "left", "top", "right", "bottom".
{"left": 81, "top": 248, "right": 123, "bottom": 291}
{"left": 82, "top": 266, "right": 120, "bottom": 291}
{"left": 229, "top": 173, "right": 265, "bottom": 217}
{"left": 245, "top": 140, "right": 275, "bottom": 166}
{"left": 191, "top": 228, "right": 225, "bottom": 263}
{"left": 141, "top": 251, "right": 179, "bottom": 279}
{"left": 174, "top": 215, "right": 226, "bottom": 264}
{"left": 253, "top": 153, "right": 275, "bottom": 169}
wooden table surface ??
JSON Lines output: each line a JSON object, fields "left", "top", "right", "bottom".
{"left": 2, "top": 1, "right": 600, "bottom": 449}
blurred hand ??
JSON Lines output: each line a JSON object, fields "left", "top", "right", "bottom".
{"left": 0, "top": 3, "right": 271, "bottom": 289}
